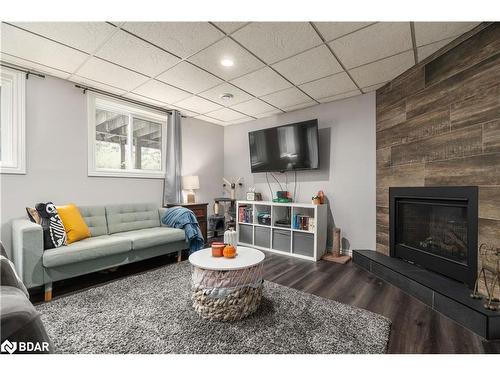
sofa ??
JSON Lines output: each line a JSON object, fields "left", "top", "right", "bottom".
{"left": 1, "top": 242, "right": 53, "bottom": 353}
{"left": 12, "top": 203, "right": 187, "bottom": 301}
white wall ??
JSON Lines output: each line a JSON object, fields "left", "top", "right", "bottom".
{"left": 224, "top": 93, "right": 376, "bottom": 251}
{"left": 0, "top": 76, "right": 224, "bottom": 256}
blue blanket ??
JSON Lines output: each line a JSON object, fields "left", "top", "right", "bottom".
{"left": 161, "top": 206, "right": 204, "bottom": 254}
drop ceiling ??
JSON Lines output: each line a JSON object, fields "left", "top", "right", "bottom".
{"left": 0, "top": 21, "right": 479, "bottom": 126}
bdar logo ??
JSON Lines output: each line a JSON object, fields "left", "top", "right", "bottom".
{"left": 1, "top": 340, "right": 17, "bottom": 354}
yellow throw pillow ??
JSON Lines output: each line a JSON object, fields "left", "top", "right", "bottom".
{"left": 57, "top": 204, "right": 91, "bottom": 244}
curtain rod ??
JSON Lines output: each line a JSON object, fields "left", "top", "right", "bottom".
{"left": 75, "top": 84, "right": 174, "bottom": 115}
{"left": 0, "top": 62, "right": 46, "bottom": 79}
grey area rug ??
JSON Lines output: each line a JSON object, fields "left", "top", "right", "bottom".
{"left": 36, "top": 261, "right": 391, "bottom": 354}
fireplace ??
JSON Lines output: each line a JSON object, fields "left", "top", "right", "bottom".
{"left": 389, "top": 187, "right": 478, "bottom": 288}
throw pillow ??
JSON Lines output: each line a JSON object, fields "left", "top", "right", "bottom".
{"left": 56, "top": 203, "right": 91, "bottom": 244}
{"left": 35, "top": 202, "right": 67, "bottom": 249}
{"left": 26, "top": 207, "right": 41, "bottom": 224}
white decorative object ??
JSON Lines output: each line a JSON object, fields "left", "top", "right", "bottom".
{"left": 308, "top": 217, "right": 316, "bottom": 233}
{"left": 224, "top": 229, "right": 238, "bottom": 248}
{"left": 223, "top": 177, "right": 242, "bottom": 200}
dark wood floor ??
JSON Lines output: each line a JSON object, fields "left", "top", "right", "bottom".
{"left": 31, "top": 250, "right": 500, "bottom": 354}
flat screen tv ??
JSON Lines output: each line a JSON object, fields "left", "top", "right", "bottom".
{"left": 248, "top": 119, "right": 319, "bottom": 173}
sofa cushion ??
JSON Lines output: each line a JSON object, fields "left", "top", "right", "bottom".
{"left": 43, "top": 236, "right": 132, "bottom": 268}
{"left": 106, "top": 203, "right": 160, "bottom": 234}
{"left": 112, "top": 227, "right": 185, "bottom": 250}
{"left": 79, "top": 206, "right": 108, "bottom": 237}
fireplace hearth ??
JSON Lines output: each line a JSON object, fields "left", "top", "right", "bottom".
{"left": 390, "top": 186, "right": 478, "bottom": 288}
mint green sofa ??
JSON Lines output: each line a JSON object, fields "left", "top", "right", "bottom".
{"left": 12, "top": 203, "right": 187, "bottom": 300}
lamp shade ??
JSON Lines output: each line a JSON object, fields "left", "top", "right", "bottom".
{"left": 182, "top": 175, "right": 200, "bottom": 190}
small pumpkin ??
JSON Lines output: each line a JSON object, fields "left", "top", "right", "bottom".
{"left": 223, "top": 245, "right": 237, "bottom": 258}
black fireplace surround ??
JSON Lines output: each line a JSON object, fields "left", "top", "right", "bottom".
{"left": 390, "top": 186, "right": 478, "bottom": 288}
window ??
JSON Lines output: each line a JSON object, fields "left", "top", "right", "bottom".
{"left": 88, "top": 94, "right": 166, "bottom": 178}
{"left": 0, "top": 67, "right": 26, "bottom": 174}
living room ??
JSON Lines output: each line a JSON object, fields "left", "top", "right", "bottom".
{"left": 1, "top": 0, "right": 499, "bottom": 369}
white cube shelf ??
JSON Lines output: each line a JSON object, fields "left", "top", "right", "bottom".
{"left": 236, "top": 200, "right": 328, "bottom": 261}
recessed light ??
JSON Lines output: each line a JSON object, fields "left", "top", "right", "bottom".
{"left": 220, "top": 58, "right": 234, "bottom": 67}
{"left": 219, "top": 93, "right": 234, "bottom": 101}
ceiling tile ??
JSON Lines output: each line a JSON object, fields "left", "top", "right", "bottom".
{"left": 260, "top": 87, "right": 312, "bottom": 109}
{"left": 232, "top": 22, "right": 323, "bottom": 64}
{"left": 95, "top": 30, "right": 180, "bottom": 77}
{"left": 11, "top": 22, "right": 116, "bottom": 53}
{"left": 168, "top": 105, "right": 200, "bottom": 117}
{"left": 122, "top": 22, "right": 224, "bottom": 58}
{"left": 229, "top": 117, "right": 253, "bottom": 125}
{"left": 417, "top": 37, "right": 454, "bottom": 62}
{"left": 312, "top": 22, "right": 374, "bottom": 41}
{"left": 255, "top": 109, "right": 282, "bottom": 119}
{"left": 198, "top": 82, "right": 253, "bottom": 106}
{"left": 174, "top": 96, "right": 223, "bottom": 113}
{"left": 188, "top": 38, "right": 264, "bottom": 80}
{"left": 230, "top": 67, "right": 291, "bottom": 97}
{"left": 272, "top": 45, "right": 343, "bottom": 85}
{"left": 349, "top": 50, "right": 414, "bottom": 88}
{"left": 414, "top": 22, "right": 479, "bottom": 46}
{"left": 329, "top": 22, "right": 412, "bottom": 69}
{"left": 282, "top": 101, "right": 317, "bottom": 112}
{"left": 157, "top": 62, "right": 222, "bottom": 94}
{"left": 194, "top": 115, "right": 225, "bottom": 126}
{"left": 205, "top": 107, "right": 247, "bottom": 122}
{"left": 123, "top": 92, "right": 170, "bottom": 107}
{"left": 230, "top": 98, "right": 278, "bottom": 116}
{"left": 212, "top": 22, "right": 249, "bottom": 34}
{"left": 1, "top": 52, "right": 71, "bottom": 79}
{"left": 318, "top": 89, "right": 361, "bottom": 104}
{"left": 299, "top": 72, "right": 358, "bottom": 100}
{"left": 1, "top": 23, "right": 89, "bottom": 73}
{"left": 132, "top": 80, "right": 192, "bottom": 104}
{"left": 77, "top": 57, "right": 149, "bottom": 91}
{"left": 362, "top": 82, "right": 387, "bottom": 92}
{"left": 72, "top": 75, "right": 127, "bottom": 95}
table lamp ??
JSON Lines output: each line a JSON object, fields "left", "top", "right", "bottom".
{"left": 182, "top": 175, "right": 200, "bottom": 203}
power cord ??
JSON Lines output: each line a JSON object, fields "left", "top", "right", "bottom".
{"left": 270, "top": 172, "right": 284, "bottom": 191}
{"left": 265, "top": 172, "right": 273, "bottom": 200}
{"left": 293, "top": 170, "right": 297, "bottom": 202}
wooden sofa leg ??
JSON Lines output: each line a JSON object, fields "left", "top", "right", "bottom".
{"left": 177, "top": 250, "right": 182, "bottom": 263}
{"left": 44, "top": 283, "right": 53, "bottom": 302}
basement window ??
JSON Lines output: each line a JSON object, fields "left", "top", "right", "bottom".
{"left": 0, "top": 67, "right": 26, "bottom": 174}
{"left": 87, "top": 94, "right": 166, "bottom": 178}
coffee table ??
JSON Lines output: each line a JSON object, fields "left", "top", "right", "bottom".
{"left": 188, "top": 246, "right": 265, "bottom": 321}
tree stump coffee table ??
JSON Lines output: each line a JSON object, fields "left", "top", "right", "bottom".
{"left": 188, "top": 246, "right": 265, "bottom": 321}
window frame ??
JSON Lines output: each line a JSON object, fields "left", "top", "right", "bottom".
{"left": 87, "top": 93, "right": 167, "bottom": 179}
{"left": 0, "top": 67, "right": 26, "bottom": 175}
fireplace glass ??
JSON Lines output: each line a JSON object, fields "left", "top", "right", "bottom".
{"left": 396, "top": 200, "right": 468, "bottom": 264}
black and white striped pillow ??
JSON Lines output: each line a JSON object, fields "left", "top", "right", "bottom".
{"left": 35, "top": 202, "right": 67, "bottom": 249}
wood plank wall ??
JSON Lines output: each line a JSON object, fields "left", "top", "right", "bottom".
{"left": 375, "top": 23, "right": 500, "bottom": 293}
